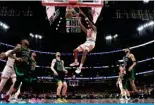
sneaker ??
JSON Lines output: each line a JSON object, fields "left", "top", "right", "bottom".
{"left": 70, "top": 62, "right": 79, "bottom": 66}
{"left": 9, "top": 98, "right": 18, "bottom": 103}
{"left": 119, "top": 97, "right": 125, "bottom": 101}
{"left": 61, "top": 98, "right": 68, "bottom": 103}
{"left": 17, "top": 100, "right": 27, "bottom": 104}
{"left": 126, "top": 96, "right": 131, "bottom": 100}
{"left": 4, "top": 95, "right": 10, "bottom": 102}
{"left": 75, "top": 68, "right": 81, "bottom": 74}
{"left": 55, "top": 98, "right": 64, "bottom": 103}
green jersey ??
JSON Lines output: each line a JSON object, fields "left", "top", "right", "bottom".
{"left": 54, "top": 59, "right": 63, "bottom": 72}
{"left": 16, "top": 46, "right": 31, "bottom": 66}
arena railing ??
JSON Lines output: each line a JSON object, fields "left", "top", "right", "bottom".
{"left": 0, "top": 40, "right": 153, "bottom": 55}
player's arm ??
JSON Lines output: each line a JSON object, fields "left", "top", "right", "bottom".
{"left": 79, "top": 8, "right": 97, "bottom": 31}
{"left": 4, "top": 50, "right": 17, "bottom": 60}
{"left": 50, "top": 59, "right": 58, "bottom": 75}
{"left": 7, "top": 44, "right": 21, "bottom": 57}
{"left": 62, "top": 60, "right": 68, "bottom": 74}
{"left": 129, "top": 54, "right": 136, "bottom": 70}
{"left": 78, "top": 18, "right": 87, "bottom": 34}
{"left": 85, "top": 18, "right": 97, "bottom": 31}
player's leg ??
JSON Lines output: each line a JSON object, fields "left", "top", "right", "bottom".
{"left": 6, "top": 77, "right": 16, "bottom": 96}
{"left": 129, "top": 69, "right": 137, "bottom": 92}
{"left": 0, "top": 66, "right": 10, "bottom": 93}
{"left": 119, "top": 81, "right": 126, "bottom": 100}
{"left": 8, "top": 66, "right": 24, "bottom": 103}
{"left": 55, "top": 80, "right": 63, "bottom": 103}
{"left": 70, "top": 45, "right": 84, "bottom": 66}
{"left": 75, "top": 43, "right": 94, "bottom": 74}
{"left": 14, "top": 82, "right": 22, "bottom": 99}
{"left": 0, "top": 77, "right": 8, "bottom": 92}
{"left": 61, "top": 81, "right": 68, "bottom": 103}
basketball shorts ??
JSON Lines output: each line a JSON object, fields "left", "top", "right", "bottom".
{"left": 77, "top": 40, "right": 95, "bottom": 52}
{"left": 1, "top": 65, "right": 16, "bottom": 78}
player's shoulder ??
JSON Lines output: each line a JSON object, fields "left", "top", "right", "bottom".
{"left": 52, "top": 59, "right": 56, "bottom": 62}
{"left": 129, "top": 53, "right": 134, "bottom": 57}
{"left": 61, "top": 60, "right": 64, "bottom": 63}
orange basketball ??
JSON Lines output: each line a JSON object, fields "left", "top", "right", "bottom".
{"left": 65, "top": 6, "right": 73, "bottom": 19}
{"left": 65, "top": 12, "right": 73, "bottom": 19}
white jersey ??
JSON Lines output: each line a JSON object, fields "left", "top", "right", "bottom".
{"left": 5, "top": 50, "right": 15, "bottom": 67}
{"left": 1, "top": 50, "right": 16, "bottom": 78}
{"left": 86, "top": 29, "right": 97, "bottom": 42}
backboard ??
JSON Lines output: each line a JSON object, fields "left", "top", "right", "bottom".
{"left": 42, "top": 0, "right": 104, "bottom": 7}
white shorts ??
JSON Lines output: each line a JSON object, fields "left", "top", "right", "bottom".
{"left": 77, "top": 40, "right": 95, "bottom": 52}
{"left": 1, "top": 65, "right": 16, "bottom": 78}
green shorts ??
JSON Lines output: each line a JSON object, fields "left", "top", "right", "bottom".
{"left": 53, "top": 75, "right": 66, "bottom": 83}
{"left": 123, "top": 78, "right": 130, "bottom": 89}
{"left": 53, "top": 71, "right": 66, "bottom": 83}
{"left": 127, "top": 68, "right": 135, "bottom": 80}
{"left": 14, "top": 65, "right": 29, "bottom": 77}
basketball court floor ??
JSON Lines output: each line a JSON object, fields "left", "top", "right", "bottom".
{"left": 0, "top": 99, "right": 153, "bottom": 103}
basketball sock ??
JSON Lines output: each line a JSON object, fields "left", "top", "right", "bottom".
{"left": 79, "top": 64, "right": 83, "bottom": 69}
{"left": 75, "top": 59, "right": 78, "bottom": 63}
{"left": 56, "top": 95, "right": 60, "bottom": 99}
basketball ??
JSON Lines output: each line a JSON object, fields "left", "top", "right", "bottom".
{"left": 65, "top": 12, "right": 73, "bottom": 19}
{"left": 65, "top": 7, "right": 74, "bottom": 19}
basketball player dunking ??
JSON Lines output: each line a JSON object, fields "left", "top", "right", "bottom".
{"left": 70, "top": 9, "right": 97, "bottom": 74}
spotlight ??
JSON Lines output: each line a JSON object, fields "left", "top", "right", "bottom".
{"left": 38, "top": 35, "right": 42, "bottom": 39}
{"left": 59, "top": 21, "right": 61, "bottom": 23}
{"left": 56, "top": 27, "right": 58, "bottom": 30}
{"left": 60, "top": 17, "right": 62, "bottom": 20}
{"left": 3, "top": 24, "right": 9, "bottom": 29}
{"left": 35, "top": 35, "right": 38, "bottom": 39}
{"left": 0, "top": 21, "right": 9, "bottom": 30}
{"left": 105, "top": 35, "right": 112, "bottom": 40}
{"left": 29, "top": 33, "right": 34, "bottom": 37}
{"left": 57, "top": 24, "right": 60, "bottom": 27}
{"left": 113, "top": 34, "right": 118, "bottom": 38}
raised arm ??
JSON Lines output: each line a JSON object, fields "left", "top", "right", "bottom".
{"left": 79, "top": 8, "right": 97, "bottom": 31}
{"left": 78, "top": 18, "right": 87, "bottom": 34}
{"left": 7, "top": 44, "right": 21, "bottom": 57}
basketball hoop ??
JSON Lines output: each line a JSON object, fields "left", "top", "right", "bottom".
{"left": 69, "top": 0, "right": 78, "bottom": 5}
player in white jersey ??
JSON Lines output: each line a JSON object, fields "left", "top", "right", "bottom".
{"left": 0, "top": 50, "right": 16, "bottom": 98}
{"left": 0, "top": 49, "right": 22, "bottom": 102}
{"left": 70, "top": 9, "right": 97, "bottom": 74}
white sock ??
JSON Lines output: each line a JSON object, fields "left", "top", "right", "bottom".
{"left": 75, "top": 59, "right": 78, "bottom": 63}
{"left": 79, "top": 64, "right": 83, "bottom": 69}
